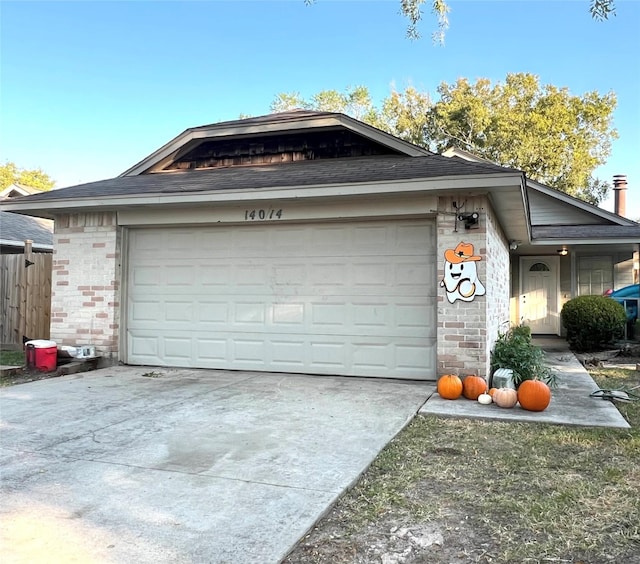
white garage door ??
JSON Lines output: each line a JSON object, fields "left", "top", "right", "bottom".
{"left": 126, "top": 219, "right": 436, "bottom": 379}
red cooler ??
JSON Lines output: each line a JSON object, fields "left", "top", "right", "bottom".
{"left": 25, "top": 340, "right": 57, "bottom": 372}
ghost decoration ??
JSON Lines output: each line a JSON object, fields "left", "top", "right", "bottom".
{"left": 440, "top": 242, "right": 486, "bottom": 304}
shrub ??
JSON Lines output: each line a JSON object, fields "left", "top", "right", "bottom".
{"left": 491, "top": 325, "right": 554, "bottom": 387}
{"left": 561, "top": 295, "right": 626, "bottom": 352}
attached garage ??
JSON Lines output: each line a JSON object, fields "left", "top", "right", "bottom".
{"left": 125, "top": 218, "right": 437, "bottom": 379}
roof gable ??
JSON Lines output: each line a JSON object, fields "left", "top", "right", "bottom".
{"left": 527, "top": 180, "right": 636, "bottom": 227}
{"left": 120, "top": 110, "right": 432, "bottom": 176}
{"left": 0, "top": 183, "right": 45, "bottom": 199}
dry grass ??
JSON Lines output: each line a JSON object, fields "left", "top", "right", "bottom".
{"left": 285, "top": 367, "right": 640, "bottom": 564}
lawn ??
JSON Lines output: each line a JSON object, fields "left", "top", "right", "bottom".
{"left": 284, "top": 367, "right": 640, "bottom": 564}
{"left": 0, "top": 349, "right": 24, "bottom": 367}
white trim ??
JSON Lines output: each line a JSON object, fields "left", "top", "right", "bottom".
{"left": 518, "top": 255, "right": 561, "bottom": 336}
{"left": 118, "top": 227, "right": 130, "bottom": 364}
{"left": 532, "top": 237, "right": 640, "bottom": 245}
{"left": 117, "top": 195, "right": 439, "bottom": 226}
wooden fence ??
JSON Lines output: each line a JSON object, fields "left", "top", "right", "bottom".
{"left": 0, "top": 242, "right": 52, "bottom": 346}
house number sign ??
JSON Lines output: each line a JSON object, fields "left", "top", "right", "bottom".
{"left": 244, "top": 208, "right": 283, "bottom": 221}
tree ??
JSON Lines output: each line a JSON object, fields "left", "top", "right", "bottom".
{"left": 426, "top": 74, "right": 617, "bottom": 204}
{"left": 305, "top": 1, "right": 616, "bottom": 40}
{"left": 270, "top": 86, "right": 380, "bottom": 122}
{"left": 269, "top": 74, "right": 618, "bottom": 204}
{"left": 0, "top": 162, "right": 55, "bottom": 191}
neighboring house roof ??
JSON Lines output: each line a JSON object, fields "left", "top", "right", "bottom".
{"left": 0, "top": 211, "right": 54, "bottom": 251}
{"left": 0, "top": 183, "right": 45, "bottom": 199}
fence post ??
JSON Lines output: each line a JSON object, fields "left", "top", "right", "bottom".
{"left": 19, "top": 239, "right": 33, "bottom": 343}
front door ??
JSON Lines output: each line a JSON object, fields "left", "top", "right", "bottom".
{"left": 520, "top": 257, "right": 559, "bottom": 335}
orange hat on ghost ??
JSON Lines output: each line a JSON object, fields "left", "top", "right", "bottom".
{"left": 444, "top": 242, "right": 481, "bottom": 264}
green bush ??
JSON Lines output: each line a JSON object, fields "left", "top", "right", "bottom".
{"left": 561, "top": 295, "right": 626, "bottom": 352}
{"left": 491, "top": 325, "right": 554, "bottom": 387}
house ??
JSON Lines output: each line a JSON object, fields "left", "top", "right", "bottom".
{"left": 1, "top": 110, "right": 637, "bottom": 379}
{"left": 0, "top": 184, "right": 53, "bottom": 254}
{"left": 0, "top": 183, "right": 46, "bottom": 200}
{"left": 0, "top": 211, "right": 53, "bottom": 254}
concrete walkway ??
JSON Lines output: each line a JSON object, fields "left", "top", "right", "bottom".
{"left": 421, "top": 337, "right": 631, "bottom": 429}
{"left": 0, "top": 368, "right": 432, "bottom": 564}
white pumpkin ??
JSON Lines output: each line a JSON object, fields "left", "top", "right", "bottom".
{"left": 477, "top": 393, "right": 493, "bottom": 405}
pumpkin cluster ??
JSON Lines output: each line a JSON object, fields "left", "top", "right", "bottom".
{"left": 436, "top": 374, "right": 551, "bottom": 412}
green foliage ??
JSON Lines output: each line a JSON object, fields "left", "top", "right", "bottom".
{"left": 0, "top": 161, "right": 55, "bottom": 191}
{"left": 270, "top": 86, "right": 381, "bottom": 123}
{"left": 271, "top": 73, "right": 617, "bottom": 204}
{"left": 491, "top": 325, "right": 555, "bottom": 387}
{"left": 306, "top": 1, "right": 615, "bottom": 41}
{"left": 561, "top": 296, "right": 627, "bottom": 352}
{"left": 425, "top": 74, "right": 617, "bottom": 204}
{"left": 590, "top": 0, "right": 616, "bottom": 20}
{"left": 381, "top": 86, "right": 432, "bottom": 146}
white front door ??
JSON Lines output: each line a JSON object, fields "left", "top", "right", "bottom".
{"left": 519, "top": 257, "right": 559, "bottom": 335}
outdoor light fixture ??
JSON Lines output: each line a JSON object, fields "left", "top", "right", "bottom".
{"left": 457, "top": 211, "right": 480, "bottom": 230}
{"left": 557, "top": 248, "right": 569, "bottom": 256}
{"left": 509, "top": 240, "right": 519, "bottom": 251}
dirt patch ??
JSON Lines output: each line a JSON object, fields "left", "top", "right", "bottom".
{"left": 0, "top": 359, "right": 99, "bottom": 387}
{"left": 575, "top": 343, "right": 640, "bottom": 368}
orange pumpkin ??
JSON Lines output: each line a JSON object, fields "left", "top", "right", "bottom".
{"left": 488, "top": 388, "right": 498, "bottom": 397}
{"left": 493, "top": 387, "right": 518, "bottom": 408}
{"left": 437, "top": 374, "right": 463, "bottom": 400}
{"left": 462, "top": 375, "right": 487, "bottom": 400}
{"left": 518, "top": 380, "right": 551, "bottom": 412}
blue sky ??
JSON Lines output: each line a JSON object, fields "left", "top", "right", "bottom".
{"left": 1, "top": 0, "right": 639, "bottom": 218}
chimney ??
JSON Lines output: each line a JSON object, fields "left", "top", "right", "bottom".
{"left": 613, "top": 174, "right": 627, "bottom": 217}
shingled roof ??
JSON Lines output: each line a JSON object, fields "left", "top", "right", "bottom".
{"left": 0, "top": 211, "right": 53, "bottom": 250}
{"left": 10, "top": 154, "right": 519, "bottom": 204}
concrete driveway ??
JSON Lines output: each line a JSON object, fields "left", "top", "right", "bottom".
{"left": 0, "top": 367, "right": 432, "bottom": 563}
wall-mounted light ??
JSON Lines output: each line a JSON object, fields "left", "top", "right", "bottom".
{"left": 457, "top": 211, "right": 479, "bottom": 230}
{"left": 509, "top": 240, "right": 519, "bottom": 251}
{"left": 557, "top": 248, "right": 568, "bottom": 256}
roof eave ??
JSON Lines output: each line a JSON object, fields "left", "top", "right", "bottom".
{"left": 0, "top": 172, "right": 523, "bottom": 219}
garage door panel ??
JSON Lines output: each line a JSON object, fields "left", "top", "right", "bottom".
{"left": 128, "top": 297, "right": 433, "bottom": 337}
{"left": 127, "top": 330, "right": 437, "bottom": 379}
{"left": 196, "top": 338, "right": 227, "bottom": 361}
{"left": 271, "top": 340, "right": 306, "bottom": 367}
{"left": 272, "top": 303, "right": 305, "bottom": 325}
{"left": 127, "top": 220, "right": 436, "bottom": 379}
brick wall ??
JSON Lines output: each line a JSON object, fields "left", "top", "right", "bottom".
{"left": 50, "top": 212, "right": 121, "bottom": 360}
{"left": 484, "top": 200, "right": 511, "bottom": 372}
{"left": 436, "top": 195, "right": 509, "bottom": 379}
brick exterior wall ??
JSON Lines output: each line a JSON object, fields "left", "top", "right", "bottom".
{"left": 483, "top": 200, "right": 511, "bottom": 371}
{"left": 50, "top": 212, "right": 120, "bottom": 360}
{"left": 436, "top": 196, "right": 509, "bottom": 379}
